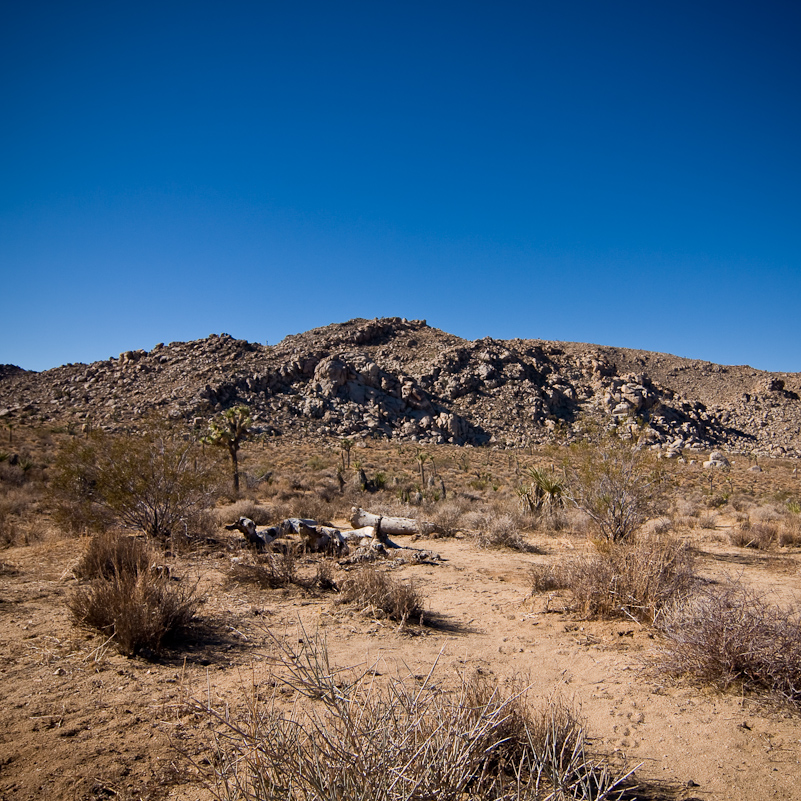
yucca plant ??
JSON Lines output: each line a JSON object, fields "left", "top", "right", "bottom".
{"left": 519, "top": 467, "right": 566, "bottom": 521}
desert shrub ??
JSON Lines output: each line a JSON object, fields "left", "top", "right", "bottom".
{"left": 778, "top": 515, "right": 801, "bottom": 547}
{"left": 706, "top": 493, "right": 729, "bottom": 509}
{"left": 568, "top": 435, "right": 664, "bottom": 542}
{"left": 195, "top": 634, "right": 636, "bottom": 801}
{"left": 228, "top": 548, "right": 300, "bottom": 589}
{"left": 697, "top": 512, "right": 717, "bottom": 530}
{"left": 641, "top": 516, "right": 672, "bottom": 536}
{"left": 70, "top": 570, "right": 198, "bottom": 657}
{"left": 74, "top": 530, "right": 152, "bottom": 581}
{"left": 217, "top": 499, "right": 274, "bottom": 526}
{"left": 306, "top": 455, "right": 327, "bottom": 471}
{"left": 465, "top": 509, "right": 530, "bottom": 551}
{"left": 729, "top": 520, "right": 778, "bottom": 550}
{"left": 750, "top": 504, "right": 782, "bottom": 524}
{"left": 181, "top": 507, "right": 219, "bottom": 540}
{"left": 728, "top": 526, "right": 753, "bottom": 548}
{"left": 562, "top": 505, "right": 593, "bottom": 536}
{"left": 69, "top": 531, "right": 198, "bottom": 657}
{"left": 731, "top": 497, "right": 749, "bottom": 512}
{"left": 313, "top": 476, "right": 340, "bottom": 503}
{"left": 49, "top": 437, "right": 117, "bottom": 534}
{"left": 672, "top": 497, "right": 701, "bottom": 519}
{"left": 51, "top": 428, "right": 220, "bottom": 541}
{"left": 338, "top": 565, "right": 424, "bottom": 626}
{"left": 293, "top": 493, "right": 333, "bottom": 524}
{"left": 0, "top": 461, "right": 25, "bottom": 486}
{"left": 314, "top": 559, "right": 337, "bottom": 591}
{"left": 658, "top": 584, "right": 801, "bottom": 708}
{"left": 0, "top": 503, "right": 16, "bottom": 548}
{"left": 528, "top": 563, "right": 570, "bottom": 593}
{"left": 428, "top": 498, "right": 469, "bottom": 537}
{"left": 531, "top": 535, "right": 696, "bottom": 624}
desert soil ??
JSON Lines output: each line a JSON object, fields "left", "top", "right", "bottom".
{"left": 1, "top": 522, "right": 800, "bottom": 801}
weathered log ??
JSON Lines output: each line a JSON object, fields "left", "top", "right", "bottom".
{"left": 340, "top": 525, "right": 375, "bottom": 542}
{"left": 298, "top": 522, "right": 348, "bottom": 554}
{"left": 350, "top": 507, "right": 435, "bottom": 536}
{"left": 225, "top": 517, "right": 278, "bottom": 550}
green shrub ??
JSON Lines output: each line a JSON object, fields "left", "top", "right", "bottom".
{"left": 51, "top": 427, "right": 219, "bottom": 541}
{"left": 568, "top": 435, "right": 663, "bottom": 542}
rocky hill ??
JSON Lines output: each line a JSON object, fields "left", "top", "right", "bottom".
{"left": 1, "top": 317, "right": 800, "bottom": 457}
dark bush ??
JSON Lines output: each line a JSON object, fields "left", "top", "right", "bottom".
{"left": 74, "top": 530, "right": 151, "bottom": 580}
{"left": 69, "top": 570, "right": 198, "bottom": 657}
{"left": 69, "top": 530, "right": 198, "bottom": 657}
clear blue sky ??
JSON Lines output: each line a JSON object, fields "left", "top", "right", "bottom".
{"left": 2, "top": 1, "right": 799, "bottom": 373}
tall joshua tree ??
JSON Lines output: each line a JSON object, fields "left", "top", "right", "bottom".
{"left": 205, "top": 406, "right": 252, "bottom": 494}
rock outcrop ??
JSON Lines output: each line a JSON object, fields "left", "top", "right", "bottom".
{"left": 1, "top": 317, "right": 799, "bottom": 456}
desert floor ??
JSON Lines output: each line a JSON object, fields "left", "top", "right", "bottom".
{"left": 1, "top": 438, "right": 801, "bottom": 800}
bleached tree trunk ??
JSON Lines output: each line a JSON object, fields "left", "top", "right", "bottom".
{"left": 350, "top": 507, "right": 435, "bottom": 536}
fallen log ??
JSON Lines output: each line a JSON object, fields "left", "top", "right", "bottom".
{"left": 350, "top": 507, "right": 436, "bottom": 537}
{"left": 340, "top": 525, "right": 375, "bottom": 542}
{"left": 225, "top": 517, "right": 279, "bottom": 550}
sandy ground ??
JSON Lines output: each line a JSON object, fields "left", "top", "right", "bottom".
{"left": 1, "top": 526, "right": 800, "bottom": 801}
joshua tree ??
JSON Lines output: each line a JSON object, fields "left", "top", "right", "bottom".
{"left": 204, "top": 406, "right": 253, "bottom": 494}
{"left": 415, "top": 450, "right": 429, "bottom": 487}
{"left": 340, "top": 438, "right": 354, "bottom": 469}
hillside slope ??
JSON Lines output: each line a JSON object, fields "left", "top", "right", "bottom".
{"left": 1, "top": 317, "right": 799, "bottom": 456}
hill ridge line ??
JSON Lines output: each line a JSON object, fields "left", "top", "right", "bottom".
{"left": 1, "top": 317, "right": 799, "bottom": 457}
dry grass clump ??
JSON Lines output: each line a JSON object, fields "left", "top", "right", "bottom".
{"left": 658, "top": 584, "right": 801, "bottom": 708}
{"left": 73, "top": 529, "right": 152, "bottom": 580}
{"left": 69, "top": 531, "right": 198, "bottom": 657}
{"left": 531, "top": 535, "right": 696, "bottom": 624}
{"left": 528, "top": 563, "right": 570, "bottom": 593}
{"left": 216, "top": 499, "right": 274, "bottom": 526}
{"left": 749, "top": 504, "right": 782, "bottom": 524}
{"left": 196, "top": 633, "right": 637, "bottom": 801}
{"left": 697, "top": 512, "right": 717, "bottom": 530}
{"left": 465, "top": 509, "right": 531, "bottom": 551}
{"left": 729, "top": 520, "right": 779, "bottom": 550}
{"left": 228, "top": 548, "right": 300, "bottom": 589}
{"left": 428, "top": 498, "right": 470, "bottom": 536}
{"left": 338, "top": 564, "right": 424, "bottom": 626}
{"left": 778, "top": 514, "right": 801, "bottom": 547}
{"left": 0, "top": 451, "right": 50, "bottom": 545}
{"left": 0, "top": 501, "right": 18, "bottom": 548}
